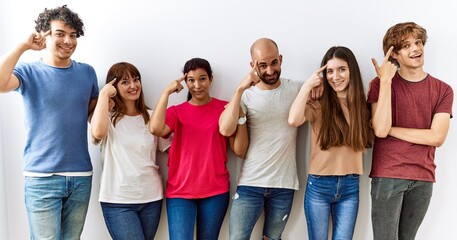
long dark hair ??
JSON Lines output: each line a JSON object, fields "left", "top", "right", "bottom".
{"left": 318, "top": 46, "right": 373, "bottom": 151}
{"left": 182, "top": 58, "right": 213, "bottom": 101}
{"left": 105, "top": 62, "right": 150, "bottom": 126}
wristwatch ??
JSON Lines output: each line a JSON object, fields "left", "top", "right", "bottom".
{"left": 238, "top": 115, "right": 247, "bottom": 125}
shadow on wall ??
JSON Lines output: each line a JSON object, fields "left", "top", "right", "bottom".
{"left": 0, "top": 121, "right": 10, "bottom": 238}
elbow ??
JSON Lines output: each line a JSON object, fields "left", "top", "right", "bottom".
{"left": 233, "top": 146, "right": 248, "bottom": 159}
{"left": 373, "top": 129, "right": 389, "bottom": 138}
{"left": 372, "top": 123, "right": 391, "bottom": 138}
{"left": 219, "top": 125, "right": 236, "bottom": 137}
{"left": 149, "top": 126, "right": 162, "bottom": 137}
{"left": 288, "top": 117, "right": 303, "bottom": 128}
{"left": 91, "top": 128, "right": 106, "bottom": 141}
{"left": 431, "top": 137, "right": 446, "bottom": 147}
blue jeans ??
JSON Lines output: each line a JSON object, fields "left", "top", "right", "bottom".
{"left": 101, "top": 200, "right": 162, "bottom": 240}
{"left": 304, "top": 174, "right": 359, "bottom": 240}
{"left": 371, "top": 177, "right": 433, "bottom": 240}
{"left": 166, "top": 192, "right": 229, "bottom": 240}
{"left": 24, "top": 175, "right": 92, "bottom": 240}
{"left": 229, "top": 186, "right": 295, "bottom": 240}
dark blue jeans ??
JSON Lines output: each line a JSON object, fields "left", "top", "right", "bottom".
{"left": 100, "top": 200, "right": 162, "bottom": 240}
{"left": 371, "top": 177, "right": 433, "bottom": 240}
{"left": 304, "top": 174, "right": 359, "bottom": 240}
{"left": 229, "top": 186, "right": 295, "bottom": 240}
{"left": 166, "top": 192, "right": 229, "bottom": 240}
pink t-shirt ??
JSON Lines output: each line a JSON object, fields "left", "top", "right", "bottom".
{"left": 165, "top": 98, "right": 229, "bottom": 198}
{"left": 367, "top": 73, "right": 453, "bottom": 182}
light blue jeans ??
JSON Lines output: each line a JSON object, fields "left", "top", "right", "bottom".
{"left": 101, "top": 200, "right": 162, "bottom": 240}
{"left": 24, "top": 175, "right": 92, "bottom": 240}
{"left": 229, "top": 186, "right": 295, "bottom": 240}
{"left": 304, "top": 174, "right": 359, "bottom": 240}
{"left": 371, "top": 177, "right": 433, "bottom": 240}
{"left": 166, "top": 192, "right": 229, "bottom": 240}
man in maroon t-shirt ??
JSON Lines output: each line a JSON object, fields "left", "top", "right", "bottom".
{"left": 367, "top": 22, "right": 453, "bottom": 240}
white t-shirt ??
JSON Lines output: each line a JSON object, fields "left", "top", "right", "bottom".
{"left": 96, "top": 111, "right": 171, "bottom": 203}
{"left": 239, "top": 78, "right": 302, "bottom": 190}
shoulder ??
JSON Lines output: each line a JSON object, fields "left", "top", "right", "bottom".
{"left": 71, "top": 60, "right": 96, "bottom": 73}
{"left": 211, "top": 97, "right": 228, "bottom": 106}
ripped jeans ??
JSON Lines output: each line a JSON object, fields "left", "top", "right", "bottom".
{"left": 229, "top": 186, "right": 295, "bottom": 240}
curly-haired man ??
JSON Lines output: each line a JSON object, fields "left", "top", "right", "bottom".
{"left": 0, "top": 5, "right": 99, "bottom": 239}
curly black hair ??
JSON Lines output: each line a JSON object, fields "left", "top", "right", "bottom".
{"left": 34, "top": 5, "right": 85, "bottom": 37}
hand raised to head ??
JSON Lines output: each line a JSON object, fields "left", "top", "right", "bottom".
{"left": 166, "top": 75, "right": 186, "bottom": 95}
{"left": 239, "top": 60, "right": 261, "bottom": 91}
{"left": 371, "top": 46, "right": 397, "bottom": 81}
{"left": 27, "top": 30, "right": 51, "bottom": 51}
{"left": 101, "top": 78, "right": 118, "bottom": 98}
{"left": 306, "top": 65, "right": 326, "bottom": 100}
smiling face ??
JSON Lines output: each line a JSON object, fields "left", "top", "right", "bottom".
{"left": 44, "top": 20, "right": 77, "bottom": 66}
{"left": 186, "top": 68, "right": 212, "bottom": 105}
{"left": 250, "top": 38, "right": 282, "bottom": 89}
{"left": 117, "top": 73, "right": 142, "bottom": 103}
{"left": 325, "top": 57, "right": 350, "bottom": 98}
{"left": 392, "top": 34, "right": 425, "bottom": 70}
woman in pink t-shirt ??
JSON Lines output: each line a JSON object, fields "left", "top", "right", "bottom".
{"left": 150, "top": 58, "right": 248, "bottom": 240}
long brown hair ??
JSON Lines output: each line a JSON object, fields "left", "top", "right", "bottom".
{"left": 105, "top": 62, "right": 150, "bottom": 126}
{"left": 318, "top": 46, "right": 373, "bottom": 151}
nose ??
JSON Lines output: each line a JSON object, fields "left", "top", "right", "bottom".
{"left": 130, "top": 81, "right": 135, "bottom": 88}
{"left": 266, "top": 66, "right": 274, "bottom": 75}
{"left": 64, "top": 35, "right": 71, "bottom": 44}
{"left": 194, "top": 80, "right": 201, "bottom": 88}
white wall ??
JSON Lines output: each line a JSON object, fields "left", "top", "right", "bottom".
{"left": 1, "top": 0, "right": 456, "bottom": 239}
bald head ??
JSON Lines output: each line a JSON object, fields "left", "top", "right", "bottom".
{"left": 250, "top": 38, "right": 279, "bottom": 59}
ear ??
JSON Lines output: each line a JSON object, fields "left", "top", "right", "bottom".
{"left": 390, "top": 51, "right": 398, "bottom": 60}
{"left": 279, "top": 54, "right": 283, "bottom": 64}
{"left": 250, "top": 61, "right": 254, "bottom": 68}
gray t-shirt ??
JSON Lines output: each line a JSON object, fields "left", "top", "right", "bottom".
{"left": 239, "top": 78, "right": 302, "bottom": 190}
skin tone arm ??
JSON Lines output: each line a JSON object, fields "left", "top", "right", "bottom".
{"left": 91, "top": 79, "right": 117, "bottom": 141}
{"left": 149, "top": 76, "right": 185, "bottom": 137}
{"left": 389, "top": 113, "right": 450, "bottom": 147}
{"left": 226, "top": 106, "right": 249, "bottom": 158}
{"left": 370, "top": 46, "right": 397, "bottom": 137}
{"left": 288, "top": 65, "right": 326, "bottom": 127}
{"left": 0, "top": 31, "right": 50, "bottom": 93}
{"left": 219, "top": 61, "right": 261, "bottom": 136}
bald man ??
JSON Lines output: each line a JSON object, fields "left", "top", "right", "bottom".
{"left": 219, "top": 38, "right": 303, "bottom": 240}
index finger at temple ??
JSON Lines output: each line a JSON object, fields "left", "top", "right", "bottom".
{"left": 384, "top": 46, "right": 394, "bottom": 62}
{"left": 316, "top": 64, "right": 327, "bottom": 74}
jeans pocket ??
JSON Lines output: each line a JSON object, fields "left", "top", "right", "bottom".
{"left": 308, "top": 174, "right": 321, "bottom": 179}
{"left": 349, "top": 174, "right": 360, "bottom": 179}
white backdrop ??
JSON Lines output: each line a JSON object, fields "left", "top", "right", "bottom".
{"left": 1, "top": 0, "right": 456, "bottom": 239}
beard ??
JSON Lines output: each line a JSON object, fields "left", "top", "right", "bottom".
{"left": 259, "top": 70, "right": 281, "bottom": 85}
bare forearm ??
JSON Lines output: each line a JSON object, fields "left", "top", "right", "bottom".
{"left": 149, "top": 91, "right": 170, "bottom": 137}
{"left": 230, "top": 123, "right": 249, "bottom": 158}
{"left": 219, "top": 87, "right": 244, "bottom": 136}
{"left": 288, "top": 83, "right": 313, "bottom": 127}
{"left": 371, "top": 79, "right": 392, "bottom": 137}
{"left": 389, "top": 113, "right": 450, "bottom": 147}
{"left": 0, "top": 44, "right": 27, "bottom": 92}
{"left": 90, "top": 95, "right": 110, "bottom": 140}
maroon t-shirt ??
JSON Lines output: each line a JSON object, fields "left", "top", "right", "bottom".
{"left": 367, "top": 73, "right": 453, "bottom": 182}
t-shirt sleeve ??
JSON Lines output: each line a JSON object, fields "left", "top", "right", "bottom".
{"left": 165, "top": 106, "right": 177, "bottom": 132}
{"left": 158, "top": 134, "right": 173, "bottom": 152}
{"left": 436, "top": 84, "right": 454, "bottom": 118}
{"left": 367, "top": 77, "right": 380, "bottom": 104}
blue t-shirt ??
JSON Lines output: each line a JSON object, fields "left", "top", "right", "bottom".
{"left": 13, "top": 59, "right": 99, "bottom": 173}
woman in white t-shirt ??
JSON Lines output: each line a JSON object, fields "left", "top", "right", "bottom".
{"left": 91, "top": 62, "right": 171, "bottom": 239}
